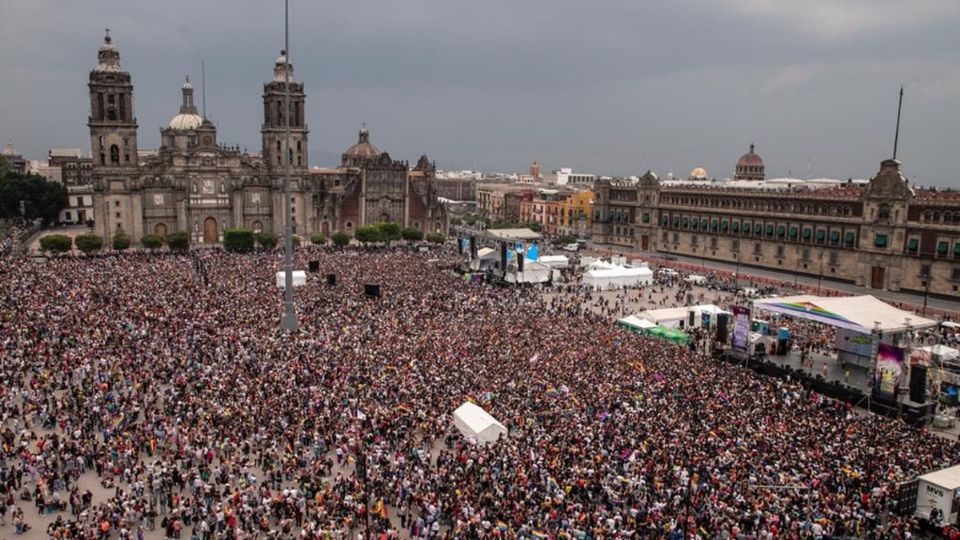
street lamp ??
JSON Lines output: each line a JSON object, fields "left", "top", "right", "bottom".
{"left": 279, "top": 0, "right": 299, "bottom": 332}
{"left": 817, "top": 250, "right": 824, "bottom": 295}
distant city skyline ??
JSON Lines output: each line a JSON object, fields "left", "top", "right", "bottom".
{"left": 2, "top": 0, "right": 959, "bottom": 186}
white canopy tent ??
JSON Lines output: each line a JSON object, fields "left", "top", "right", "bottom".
{"left": 919, "top": 344, "right": 960, "bottom": 362}
{"left": 638, "top": 303, "right": 727, "bottom": 329}
{"left": 506, "top": 261, "right": 552, "bottom": 284}
{"left": 275, "top": 270, "right": 306, "bottom": 288}
{"left": 452, "top": 402, "right": 508, "bottom": 445}
{"left": 617, "top": 315, "right": 657, "bottom": 331}
{"left": 583, "top": 266, "right": 653, "bottom": 290}
{"left": 538, "top": 255, "right": 570, "bottom": 269}
{"left": 685, "top": 274, "right": 707, "bottom": 285}
{"left": 752, "top": 294, "right": 937, "bottom": 334}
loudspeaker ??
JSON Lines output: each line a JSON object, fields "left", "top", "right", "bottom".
{"left": 688, "top": 310, "right": 696, "bottom": 328}
{"left": 776, "top": 339, "right": 788, "bottom": 355}
{"left": 470, "top": 236, "right": 477, "bottom": 259}
{"left": 326, "top": 273, "right": 336, "bottom": 286}
{"left": 716, "top": 313, "right": 729, "bottom": 343}
{"left": 500, "top": 242, "right": 508, "bottom": 274}
{"left": 308, "top": 260, "right": 320, "bottom": 273}
{"left": 910, "top": 365, "right": 928, "bottom": 403}
{"left": 517, "top": 250, "right": 524, "bottom": 272}
{"left": 457, "top": 238, "right": 464, "bottom": 255}
{"left": 364, "top": 284, "right": 381, "bottom": 298}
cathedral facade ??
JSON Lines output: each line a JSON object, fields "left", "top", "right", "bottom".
{"left": 87, "top": 32, "right": 447, "bottom": 245}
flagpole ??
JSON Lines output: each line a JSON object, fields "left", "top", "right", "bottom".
{"left": 280, "top": 0, "right": 299, "bottom": 332}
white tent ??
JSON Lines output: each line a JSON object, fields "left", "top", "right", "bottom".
{"left": 685, "top": 274, "right": 707, "bottom": 285}
{"left": 275, "top": 270, "right": 307, "bottom": 288}
{"left": 452, "top": 402, "right": 507, "bottom": 445}
{"left": 506, "top": 261, "right": 552, "bottom": 284}
{"left": 617, "top": 315, "right": 656, "bottom": 331}
{"left": 538, "top": 255, "right": 570, "bottom": 269}
{"left": 920, "top": 344, "right": 960, "bottom": 362}
{"left": 583, "top": 266, "right": 653, "bottom": 290}
{"left": 752, "top": 294, "right": 937, "bottom": 334}
{"left": 637, "top": 304, "right": 728, "bottom": 329}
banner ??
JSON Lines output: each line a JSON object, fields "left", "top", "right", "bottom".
{"left": 836, "top": 328, "right": 874, "bottom": 358}
{"left": 732, "top": 306, "right": 750, "bottom": 353}
{"left": 874, "top": 343, "right": 905, "bottom": 399}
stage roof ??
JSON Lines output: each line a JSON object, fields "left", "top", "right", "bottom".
{"left": 484, "top": 228, "right": 542, "bottom": 241}
{"left": 752, "top": 294, "right": 937, "bottom": 334}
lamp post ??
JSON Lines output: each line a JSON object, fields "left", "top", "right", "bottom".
{"left": 279, "top": 0, "right": 299, "bottom": 332}
{"left": 817, "top": 251, "right": 824, "bottom": 295}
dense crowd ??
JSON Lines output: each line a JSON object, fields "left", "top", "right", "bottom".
{"left": 2, "top": 246, "right": 960, "bottom": 539}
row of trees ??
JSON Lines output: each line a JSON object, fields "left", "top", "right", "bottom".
{"left": 39, "top": 230, "right": 190, "bottom": 254}
{"left": 39, "top": 224, "right": 448, "bottom": 254}
{"left": 0, "top": 160, "right": 67, "bottom": 225}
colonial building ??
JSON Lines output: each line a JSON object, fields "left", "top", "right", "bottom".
{"left": 87, "top": 32, "right": 445, "bottom": 245}
{"left": 592, "top": 159, "right": 960, "bottom": 298}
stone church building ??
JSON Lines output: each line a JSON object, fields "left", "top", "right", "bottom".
{"left": 88, "top": 32, "right": 446, "bottom": 245}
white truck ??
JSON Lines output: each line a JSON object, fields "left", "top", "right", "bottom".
{"left": 914, "top": 464, "right": 960, "bottom": 526}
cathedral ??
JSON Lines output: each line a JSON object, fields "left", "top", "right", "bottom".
{"left": 87, "top": 32, "right": 447, "bottom": 245}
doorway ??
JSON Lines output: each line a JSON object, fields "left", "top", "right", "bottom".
{"left": 640, "top": 235, "right": 649, "bottom": 251}
{"left": 154, "top": 223, "right": 167, "bottom": 237}
{"left": 871, "top": 266, "right": 886, "bottom": 289}
{"left": 203, "top": 217, "right": 218, "bottom": 243}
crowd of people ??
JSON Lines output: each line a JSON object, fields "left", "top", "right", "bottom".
{"left": 2, "top": 245, "right": 960, "bottom": 539}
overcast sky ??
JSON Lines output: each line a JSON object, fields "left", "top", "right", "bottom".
{"left": 2, "top": 0, "right": 959, "bottom": 185}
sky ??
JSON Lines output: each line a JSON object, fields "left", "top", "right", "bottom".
{"left": 1, "top": 0, "right": 959, "bottom": 186}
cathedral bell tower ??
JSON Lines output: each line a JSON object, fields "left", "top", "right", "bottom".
{"left": 261, "top": 50, "right": 308, "bottom": 171}
{"left": 88, "top": 30, "right": 138, "bottom": 168}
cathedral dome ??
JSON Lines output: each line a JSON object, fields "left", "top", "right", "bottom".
{"left": 94, "top": 31, "right": 122, "bottom": 73}
{"left": 736, "top": 144, "right": 763, "bottom": 167}
{"left": 343, "top": 127, "right": 381, "bottom": 159}
{"left": 1, "top": 142, "right": 20, "bottom": 157}
{"left": 689, "top": 165, "right": 708, "bottom": 180}
{"left": 168, "top": 113, "right": 203, "bottom": 130}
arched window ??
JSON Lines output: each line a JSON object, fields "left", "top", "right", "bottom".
{"left": 109, "top": 145, "right": 120, "bottom": 164}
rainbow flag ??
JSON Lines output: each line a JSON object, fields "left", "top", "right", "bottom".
{"left": 496, "top": 521, "right": 508, "bottom": 533}
{"left": 532, "top": 531, "right": 548, "bottom": 540}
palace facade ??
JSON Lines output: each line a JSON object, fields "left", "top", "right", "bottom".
{"left": 592, "top": 159, "right": 960, "bottom": 298}
{"left": 87, "top": 32, "right": 446, "bottom": 245}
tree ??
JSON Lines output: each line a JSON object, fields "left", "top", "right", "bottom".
{"left": 223, "top": 228, "right": 255, "bottom": 252}
{"left": 463, "top": 214, "right": 477, "bottom": 226}
{"left": 426, "top": 232, "right": 446, "bottom": 244}
{"left": 256, "top": 232, "right": 278, "bottom": 249}
{"left": 291, "top": 235, "right": 302, "bottom": 248}
{"left": 552, "top": 234, "right": 577, "bottom": 246}
{"left": 141, "top": 234, "right": 164, "bottom": 250}
{"left": 526, "top": 222, "right": 542, "bottom": 232}
{"left": 0, "top": 171, "right": 67, "bottom": 224}
{"left": 112, "top": 230, "right": 130, "bottom": 251}
{"left": 331, "top": 231, "right": 351, "bottom": 247}
{"left": 39, "top": 234, "right": 72, "bottom": 254}
{"left": 400, "top": 227, "right": 424, "bottom": 242}
{"left": 354, "top": 225, "right": 383, "bottom": 244}
{"left": 310, "top": 233, "right": 327, "bottom": 246}
{"left": 167, "top": 231, "right": 190, "bottom": 252}
{"left": 74, "top": 234, "right": 103, "bottom": 254}
{"left": 375, "top": 222, "right": 401, "bottom": 244}
{"left": 450, "top": 217, "right": 462, "bottom": 226}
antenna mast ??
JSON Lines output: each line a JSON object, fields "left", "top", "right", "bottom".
{"left": 893, "top": 86, "right": 903, "bottom": 160}
{"left": 201, "top": 59, "right": 207, "bottom": 119}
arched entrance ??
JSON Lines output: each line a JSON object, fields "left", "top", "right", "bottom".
{"left": 203, "top": 217, "right": 218, "bottom": 243}
{"left": 322, "top": 221, "right": 330, "bottom": 236}
{"left": 252, "top": 220, "right": 263, "bottom": 234}
{"left": 154, "top": 223, "right": 168, "bottom": 237}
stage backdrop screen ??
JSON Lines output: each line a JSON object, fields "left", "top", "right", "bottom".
{"left": 874, "top": 342, "right": 905, "bottom": 399}
{"left": 732, "top": 306, "right": 750, "bottom": 353}
{"left": 836, "top": 328, "right": 874, "bottom": 358}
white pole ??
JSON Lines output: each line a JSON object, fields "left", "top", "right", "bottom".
{"left": 280, "top": 0, "right": 298, "bottom": 332}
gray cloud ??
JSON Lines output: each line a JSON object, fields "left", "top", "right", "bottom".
{"left": 1, "top": 0, "right": 958, "bottom": 185}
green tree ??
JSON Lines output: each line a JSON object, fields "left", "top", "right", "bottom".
{"left": 141, "top": 234, "right": 164, "bottom": 250}
{"left": 375, "top": 222, "right": 401, "bottom": 244}
{"left": 291, "top": 235, "right": 302, "bottom": 248}
{"left": 552, "top": 234, "right": 577, "bottom": 246}
{"left": 426, "top": 232, "right": 446, "bottom": 244}
{"left": 525, "top": 222, "right": 542, "bottom": 232}
{"left": 39, "top": 234, "right": 72, "bottom": 253}
{"left": 354, "top": 225, "right": 383, "bottom": 244}
{"left": 0, "top": 171, "right": 67, "bottom": 224}
{"left": 112, "top": 230, "right": 131, "bottom": 251}
{"left": 310, "top": 233, "right": 327, "bottom": 246}
{"left": 400, "top": 227, "right": 424, "bottom": 242}
{"left": 256, "top": 232, "right": 278, "bottom": 249}
{"left": 74, "top": 234, "right": 103, "bottom": 254}
{"left": 331, "top": 231, "right": 351, "bottom": 247}
{"left": 450, "top": 217, "right": 462, "bottom": 226}
{"left": 223, "top": 228, "right": 255, "bottom": 252}
{"left": 167, "top": 231, "right": 190, "bottom": 252}
{"left": 463, "top": 214, "right": 477, "bottom": 226}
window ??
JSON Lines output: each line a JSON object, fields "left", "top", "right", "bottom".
{"left": 830, "top": 231, "right": 840, "bottom": 244}
{"left": 829, "top": 251, "right": 838, "bottom": 265}
{"left": 803, "top": 228, "right": 812, "bottom": 241}
{"left": 642, "top": 213, "right": 649, "bottom": 223}
{"left": 710, "top": 237, "right": 718, "bottom": 249}
{"left": 874, "top": 234, "right": 888, "bottom": 248}
{"left": 109, "top": 145, "right": 120, "bottom": 164}
{"left": 954, "top": 243, "right": 960, "bottom": 258}
{"left": 710, "top": 219, "right": 718, "bottom": 231}
{"left": 953, "top": 268, "right": 960, "bottom": 281}
{"left": 789, "top": 227, "right": 798, "bottom": 240}
{"left": 673, "top": 232, "right": 679, "bottom": 243}
{"left": 937, "top": 241, "right": 949, "bottom": 256}
{"left": 776, "top": 245, "right": 785, "bottom": 258}
{"left": 920, "top": 264, "right": 931, "bottom": 278}
{"left": 754, "top": 242, "right": 762, "bottom": 254}
{"left": 844, "top": 232, "right": 856, "bottom": 247}
{"left": 802, "top": 248, "right": 811, "bottom": 261}
{"left": 754, "top": 223, "right": 762, "bottom": 235}
{"left": 765, "top": 224, "right": 774, "bottom": 237}
{"left": 691, "top": 235, "right": 698, "bottom": 246}
{"left": 731, "top": 221, "right": 740, "bottom": 233}
{"left": 777, "top": 225, "right": 786, "bottom": 238}
{"left": 816, "top": 230, "right": 826, "bottom": 244}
